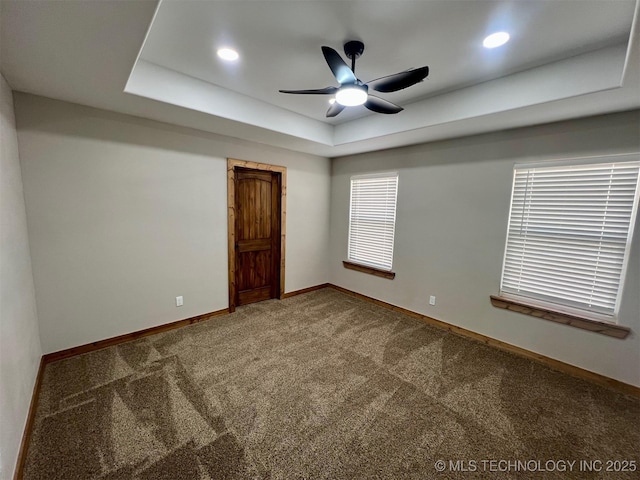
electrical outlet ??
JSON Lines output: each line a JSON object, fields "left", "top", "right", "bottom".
{"left": 429, "top": 295, "right": 436, "bottom": 306}
{"left": 176, "top": 296, "right": 184, "bottom": 307}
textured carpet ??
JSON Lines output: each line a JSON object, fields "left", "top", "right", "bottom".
{"left": 24, "top": 288, "right": 639, "bottom": 479}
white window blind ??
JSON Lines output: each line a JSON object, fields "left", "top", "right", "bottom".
{"left": 500, "top": 158, "right": 640, "bottom": 320}
{"left": 348, "top": 173, "right": 398, "bottom": 271}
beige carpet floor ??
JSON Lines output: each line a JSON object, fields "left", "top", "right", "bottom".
{"left": 24, "top": 288, "right": 639, "bottom": 479}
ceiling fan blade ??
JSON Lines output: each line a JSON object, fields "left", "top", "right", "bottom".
{"left": 279, "top": 87, "right": 338, "bottom": 95}
{"left": 321, "top": 46, "right": 357, "bottom": 85}
{"left": 364, "top": 95, "right": 404, "bottom": 114}
{"left": 366, "top": 66, "right": 429, "bottom": 93}
{"left": 326, "top": 102, "right": 346, "bottom": 118}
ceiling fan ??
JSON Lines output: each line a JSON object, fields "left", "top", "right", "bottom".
{"left": 279, "top": 40, "right": 429, "bottom": 118}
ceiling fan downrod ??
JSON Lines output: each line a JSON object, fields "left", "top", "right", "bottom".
{"left": 344, "top": 40, "right": 364, "bottom": 75}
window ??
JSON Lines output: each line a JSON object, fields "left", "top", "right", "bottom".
{"left": 500, "top": 156, "right": 640, "bottom": 322}
{"left": 348, "top": 172, "right": 398, "bottom": 271}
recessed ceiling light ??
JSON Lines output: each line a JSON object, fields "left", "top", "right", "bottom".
{"left": 483, "top": 32, "right": 510, "bottom": 49}
{"left": 217, "top": 48, "right": 239, "bottom": 61}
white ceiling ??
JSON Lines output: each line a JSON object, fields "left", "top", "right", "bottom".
{"left": 140, "top": 0, "right": 633, "bottom": 124}
{"left": 1, "top": 0, "right": 639, "bottom": 158}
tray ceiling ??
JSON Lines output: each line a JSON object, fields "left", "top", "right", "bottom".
{"left": 2, "top": 0, "right": 639, "bottom": 157}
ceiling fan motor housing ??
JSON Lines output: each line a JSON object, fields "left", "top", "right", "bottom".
{"left": 344, "top": 40, "right": 365, "bottom": 59}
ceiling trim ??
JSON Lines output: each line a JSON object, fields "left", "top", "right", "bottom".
{"left": 126, "top": 43, "right": 629, "bottom": 149}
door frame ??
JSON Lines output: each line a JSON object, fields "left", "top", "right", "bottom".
{"left": 227, "top": 158, "right": 287, "bottom": 312}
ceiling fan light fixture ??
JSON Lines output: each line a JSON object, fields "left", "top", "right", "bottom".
{"left": 335, "top": 85, "right": 368, "bottom": 106}
{"left": 483, "top": 32, "right": 510, "bottom": 49}
{"left": 217, "top": 47, "right": 239, "bottom": 61}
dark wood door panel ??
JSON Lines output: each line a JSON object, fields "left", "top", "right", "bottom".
{"left": 237, "top": 170, "right": 272, "bottom": 182}
{"left": 234, "top": 167, "right": 281, "bottom": 306}
{"left": 236, "top": 175, "right": 272, "bottom": 241}
{"left": 237, "top": 238, "right": 271, "bottom": 253}
{"left": 238, "top": 286, "right": 272, "bottom": 304}
{"left": 237, "top": 250, "right": 272, "bottom": 291}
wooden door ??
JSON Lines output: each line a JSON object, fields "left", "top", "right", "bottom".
{"left": 233, "top": 168, "right": 281, "bottom": 306}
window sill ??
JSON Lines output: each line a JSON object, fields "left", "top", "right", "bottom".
{"left": 490, "top": 295, "right": 630, "bottom": 339}
{"left": 343, "top": 261, "right": 396, "bottom": 279}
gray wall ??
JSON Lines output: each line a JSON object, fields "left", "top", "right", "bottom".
{"left": 0, "top": 76, "right": 42, "bottom": 479}
{"left": 15, "top": 93, "right": 331, "bottom": 354}
{"left": 11, "top": 92, "right": 640, "bottom": 392}
{"left": 330, "top": 111, "right": 640, "bottom": 387}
